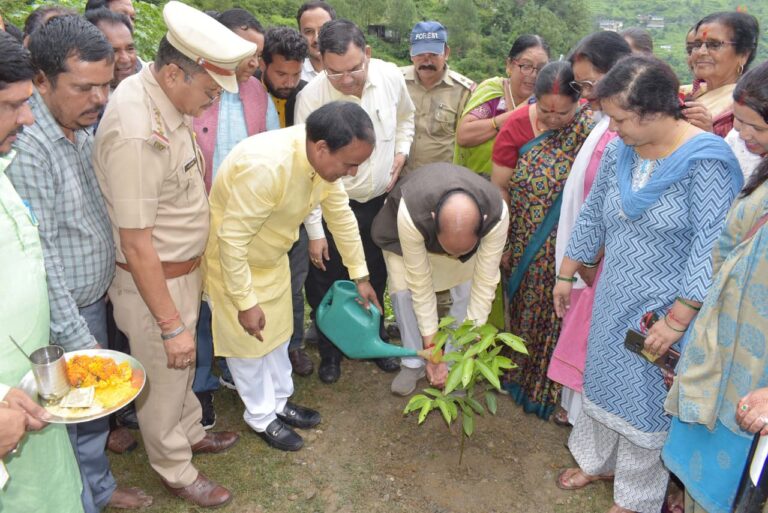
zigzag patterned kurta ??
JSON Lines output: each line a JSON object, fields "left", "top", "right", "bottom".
{"left": 566, "top": 140, "right": 736, "bottom": 436}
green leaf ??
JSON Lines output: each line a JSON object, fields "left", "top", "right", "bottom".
{"left": 485, "top": 391, "right": 498, "bottom": 415}
{"left": 494, "top": 355, "right": 515, "bottom": 370}
{"left": 422, "top": 388, "right": 444, "bottom": 398}
{"left": 441, "top": 352, "right": 463, "bottom": 363}
{"left": 477, "top": 323, "right": 499, "bottom": 338}
{"left": 466, "top": 397, "right": 485, "bottom": 415}
{"left": 403, "top": 394, "right": 429, "bottom": 414}
{"left": 461, "top": 358, "right": 475, "bottom": 388}
{"left": 438, "top": 316, "right": 456, "bottom": 329}
{"left": 444, "top": 360, "right": 465, "bottom": 395}
{"left": 475, "top": 360, "right": 501, "bottom": 390}
{"left": 433, "top": 331, "right": 449, "bottom": 352}
{"left": 462, "top": 410, "right": 475, "bottom": 437}
{"left": 445, "top": 398, "right": 458, "bottom": 419}
{"left": 418, "top": 401, "right": 433, "bottom": 424}
{"left": 497, "top": 333, "right": 528, "bottom": 355}
{"left": 436, "top": 398, "right": 452, "bottom": 426}
{"left": 478, "top": 332, "right": 496, "bottom": 353}
{"left": 455, "top": 331, "right": 479, "bottom": 347}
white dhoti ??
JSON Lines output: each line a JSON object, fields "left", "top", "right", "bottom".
{"left": 226, "top": 341, "right": 294, "bottom": 431}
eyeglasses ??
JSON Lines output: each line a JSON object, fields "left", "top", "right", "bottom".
{"left": 685, "top": 40, "right": 737, "bottom": 55}
{"left": 569, "top": 79, "right": 597, "bottom": 93}
{"left": 511, "top": 60, "right": 545, "bottom": 76}
{"left": 203, "top": 86, "right": 223, "bottom": 102}
{"left": 326, "top": 60, "right": 367, "bottom": 81}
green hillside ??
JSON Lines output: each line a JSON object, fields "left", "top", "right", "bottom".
{"left": 2, "top": 0, "right": 766, "bottom": 82}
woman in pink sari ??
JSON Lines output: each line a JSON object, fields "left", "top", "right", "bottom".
{"left": 548, "top": 32, "right": 632, "bottom": 426}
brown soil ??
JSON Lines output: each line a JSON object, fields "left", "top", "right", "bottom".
{"left": 109, "top": 354, "right": 614, "bottom": 513}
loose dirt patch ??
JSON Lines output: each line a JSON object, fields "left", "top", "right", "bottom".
{"left": 108, "top": 355, "right": 614, "bottom": 513}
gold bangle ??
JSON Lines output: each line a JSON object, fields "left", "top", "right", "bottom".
{"left": 490, "top": 116, "right": 499, "bottom": 132}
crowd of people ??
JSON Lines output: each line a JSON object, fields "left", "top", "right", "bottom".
{"left": 0, "top": 1, "right": 767, "bottom": 512}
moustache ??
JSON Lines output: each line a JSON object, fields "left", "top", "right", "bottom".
{"left": 418, "top": 64, "right": 437, "bottom": 71}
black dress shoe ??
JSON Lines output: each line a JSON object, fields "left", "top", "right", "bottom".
{"left": 255, "top": 419, "right": 303, "bottom": 451}
{"left": 374, "top": 357, "right": 400, "bottom": 373}
{"left": 277, "top": 402, "right": 321, "bottom": 429}
{"left": 318, "top": 357, "right": 340, "bottom": 384}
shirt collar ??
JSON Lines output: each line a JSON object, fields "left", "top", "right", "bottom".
{"left": 0, "top": 150, "right": 16, "bottom": 176}
{"left": 29, "top": 89, "right": 90, "bottom": 148}
{"left": 302, "top": 58, "right": 318, "bottom": 76}
{"left": 140, "top": 65, "right": 186, "bottom": 131}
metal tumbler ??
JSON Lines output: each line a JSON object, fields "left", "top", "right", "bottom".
{"left": 29, "top": 345, "right": 70, "bottom": 402}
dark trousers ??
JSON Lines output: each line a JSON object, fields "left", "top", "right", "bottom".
{"left": 288, "top": 225, "right": 310, "bottom": 351}
{"left": 305, "top": 194, "right": 388, "bottom": 361}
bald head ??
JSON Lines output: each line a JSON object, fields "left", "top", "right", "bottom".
{"left": 434, "top": 191, "right": 483, "bottom": 257}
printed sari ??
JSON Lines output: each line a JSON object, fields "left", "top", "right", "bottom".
{"left": 501, "top": 106, "right": 594, "bottom": 419}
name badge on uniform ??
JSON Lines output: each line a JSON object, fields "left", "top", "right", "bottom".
{"left": 183, "top": 158, "right": 197, "bottom": 173}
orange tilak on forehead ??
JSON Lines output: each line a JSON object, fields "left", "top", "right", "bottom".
{"left": 701, "top": 28, "right": 708, "bottom": 40}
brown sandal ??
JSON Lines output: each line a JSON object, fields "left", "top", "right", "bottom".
{"left": 552, "top": 407, "right": 572, "bottom": 427}
{"left": 556, "top": 468, "right": 613, "bottom": 490}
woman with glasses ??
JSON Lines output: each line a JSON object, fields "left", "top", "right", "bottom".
{"left": 663, "top": 60, "right": 768, "bottom": 513}
{"left": 552, "top": 55, "right": 742, "bottom": 513}
{"left": 682, "top": 11, "right": 759, "bottom": 138}
{"left": 490, "top": 61, "right": 594, "bottom": 420}
{"left": 547, "top": 31, "right": 632, "bottom": 428}
{"left": 454, "top": 34, "right": 549, "bottom": 176}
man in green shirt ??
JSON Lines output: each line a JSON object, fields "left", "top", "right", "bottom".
{"left": 0, "top": 30, "right": 85, "bottom": 513}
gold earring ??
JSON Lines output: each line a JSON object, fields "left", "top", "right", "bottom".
{"left": 738, "top": 63, "right": 745, "bottom": 76}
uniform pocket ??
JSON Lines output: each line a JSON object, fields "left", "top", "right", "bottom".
{"left": 429, "top": 102, "right": 458, "bottom": 137}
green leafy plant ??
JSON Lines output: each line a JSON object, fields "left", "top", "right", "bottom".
{"left": 403, "top": 317, "right": 527, "bottom": 464}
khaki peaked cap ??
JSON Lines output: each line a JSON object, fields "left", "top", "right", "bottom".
{"left": 163, "top": 1, "right": 256, "bottom": 93}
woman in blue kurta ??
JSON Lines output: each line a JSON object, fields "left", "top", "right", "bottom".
{"left": 663, "top": 61, "right": 768, "bottom": 513}
{"left": 553, "top": 55, "right": 743, "bottom": 513}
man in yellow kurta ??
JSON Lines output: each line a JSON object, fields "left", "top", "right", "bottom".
{"left": 204, "top": 101, "right": 380, "bottom": 451}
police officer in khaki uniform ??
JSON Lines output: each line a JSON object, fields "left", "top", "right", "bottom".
{"left": 401, "top": 21, "right": 475, "bottom": 175}
{"left": 93, "top": 2, "right": 256, "bottom": 508}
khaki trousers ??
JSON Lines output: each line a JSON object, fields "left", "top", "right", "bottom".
{"left": 109, "top": 266, "right": 205, "bottom": 487}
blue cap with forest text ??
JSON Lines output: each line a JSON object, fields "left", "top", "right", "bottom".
{"left": 410, "top": 21, "right": 447, "bottom": 56}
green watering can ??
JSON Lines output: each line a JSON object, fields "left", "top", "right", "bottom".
{"left": 316, "top": 280, "right": 432, "bottom": 360}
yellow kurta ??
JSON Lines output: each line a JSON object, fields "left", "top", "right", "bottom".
{"left": 204, "top": 125, "right": 368, "bottom": 358}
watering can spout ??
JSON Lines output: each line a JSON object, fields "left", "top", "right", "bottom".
{"left": 316, "top": 280, "right": 420, "bottom": 360}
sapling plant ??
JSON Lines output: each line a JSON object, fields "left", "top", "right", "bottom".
{"left": 403, "top": 317, "right": 528, "bottom": 464}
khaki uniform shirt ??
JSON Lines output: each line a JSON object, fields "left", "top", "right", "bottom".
{"left": 401, "top": 65, "right": 474, "bottom": 174}
{"left": 93, "top": 66, "right": 209, "bottom": 263}
{"left": 204, "top": 125, "right": 368, "bottom": 358}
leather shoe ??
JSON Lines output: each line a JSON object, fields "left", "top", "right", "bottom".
{"left": 277, "top": 402, "right": 321, "bottom": 429}
{"left": 318, "top": 356, "right": 340, "bottom": 384}
{"left": 162, "top": 473, "right": 231, "bottom": 508}
{"left": 191, "top": 431, "right": 239, "bottom": 454}
{"left": 374, "top": 357, "right": 401, "bottom": 373}
{"left": 256, "top": 419, "right": 303, "bottom": 451}
{"left": 289, "top": 348, "right": 314, "bottom": 376}
{"left": 106, "top": 426, "right": 137, "bottom": 454}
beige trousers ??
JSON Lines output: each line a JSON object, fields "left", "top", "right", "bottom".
{"left": 109, "top": 266, "right": 206, "bottom": 487}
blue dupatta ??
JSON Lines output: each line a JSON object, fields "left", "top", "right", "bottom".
{"left": 506, "top": 131, "right": 559, "bottom": 299}
{"left": 616, "top": 132, "right": 743, "bottom": 220}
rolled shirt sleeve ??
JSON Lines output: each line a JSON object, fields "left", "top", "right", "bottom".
{"left": 466, "top": 201, "right": 509, "bottom": 325}
{"left": 398, "top": 202, "right": 440, "bottom": 336}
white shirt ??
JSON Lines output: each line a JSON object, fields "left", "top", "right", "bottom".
{"left": 295, "top": 58, "right": 415, "bottom": 239}
{"left": 724, "top": 128, "right": 763, "bottom": 185}
{"left": 301, "top": 58, "right": 319, "bottom": 83}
